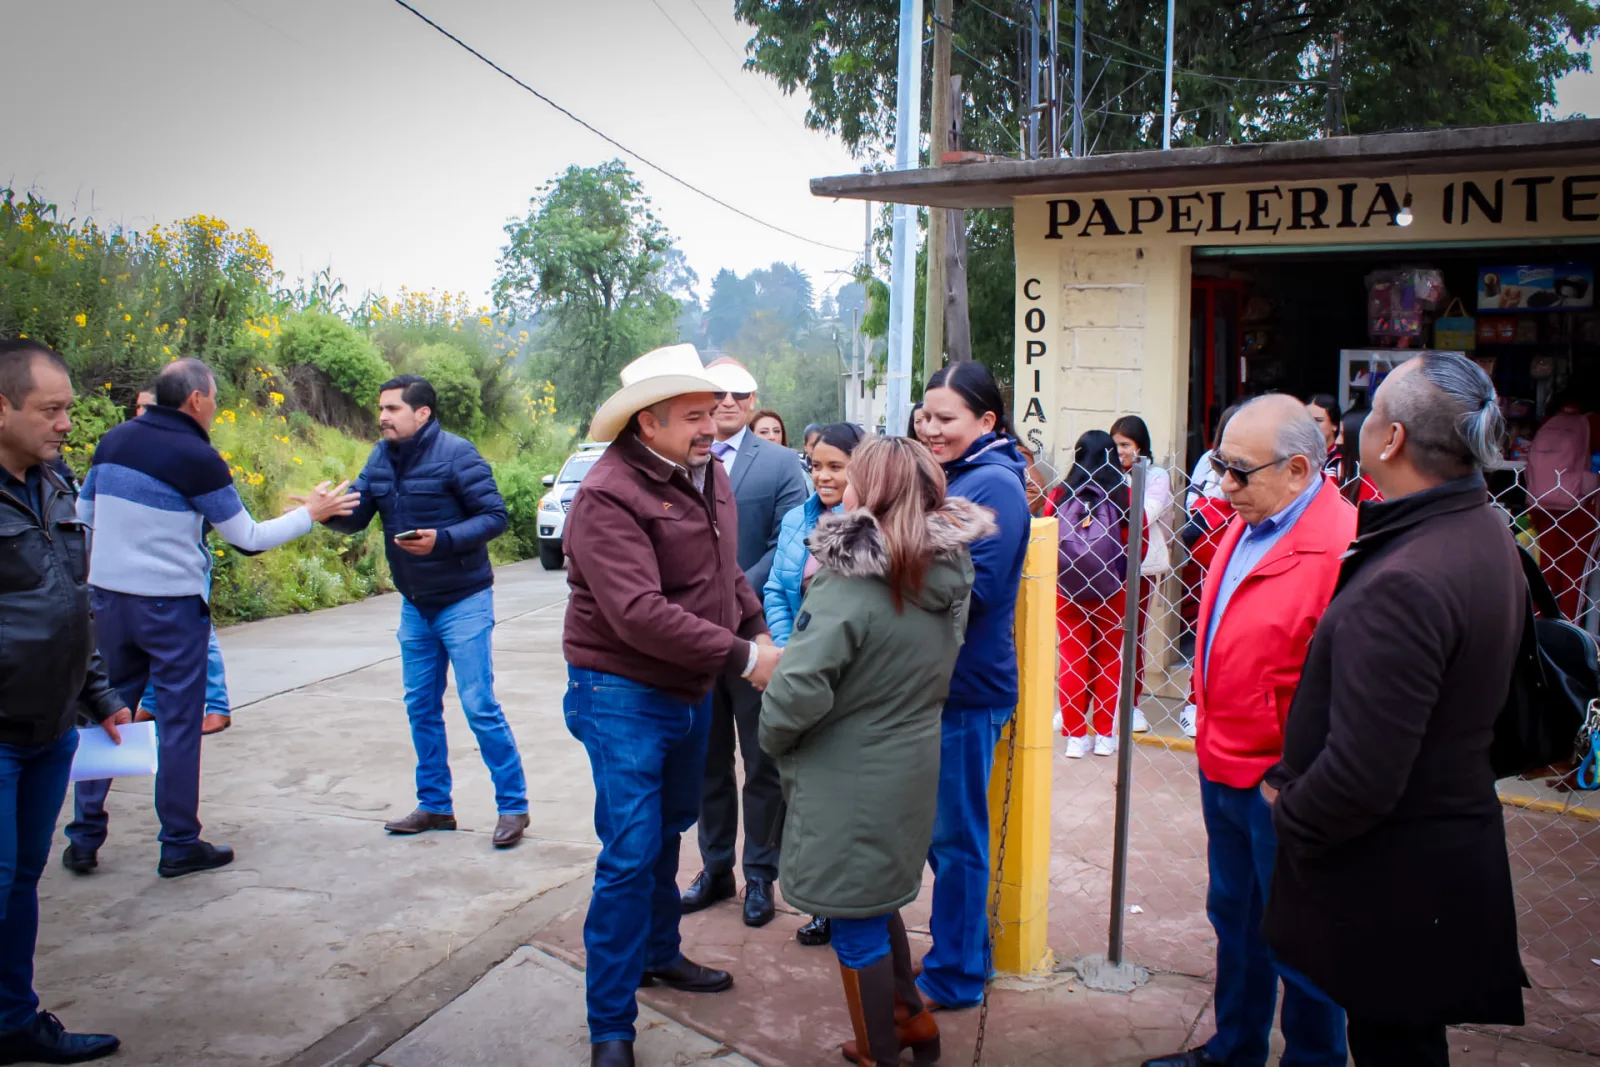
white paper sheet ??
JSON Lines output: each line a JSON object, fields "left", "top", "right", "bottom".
{"left": 69, "top": 721, "right": 159, "bottom": 783}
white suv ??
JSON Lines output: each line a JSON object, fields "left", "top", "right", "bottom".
{"left": 537, "top": 443, "right": 608, "bottom": 570}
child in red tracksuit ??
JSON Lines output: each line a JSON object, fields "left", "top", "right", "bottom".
{"left": 1045, "top": 430, "right": 1140, "bottom": 759}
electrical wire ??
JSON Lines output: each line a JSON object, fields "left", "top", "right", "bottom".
{"left": 683, "top": 0, "right": 821, "bottom": 139}
{"left": 388, "top": 0, "right": 859, "bottom": 256}
{"left": 963, "top": 0, "right": 1330, "bottom": 90}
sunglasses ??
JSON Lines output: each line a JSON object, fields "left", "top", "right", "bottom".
{"left": 713, "top": 391, "right": 752, "bottom": 402}
{"left": 1209, "top": 454, "right": 1288, "bottom": 488}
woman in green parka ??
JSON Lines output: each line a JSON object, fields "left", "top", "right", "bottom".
{"left": 759, "top": 436, "right": 994, "bottom": 1067}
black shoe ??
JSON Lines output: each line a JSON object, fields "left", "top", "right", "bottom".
{"left": 796, "top": 914, "right": 832, "bottom": 946}
{"left": 590, "top": 1040, "right": 634, "bottom": 1067}
{"left": 1141, "top": 1048, "right": 1226, "bottom": 1067}
{"left": 0, "top": 1010, "right": 119, "bottom": 1064}
{"left": 639, "top": 956, "right": 734, "bottom": 993}
{"left": 156, "top": 841, "right": 234, "bottom": 879}
{"left": 742, "top": 876, "right": 775, "bottom": 927}
{"left": 61, "top": 845, "right": 97, "bottom": 875}
{"left": 679, "top": 869, "right": 735, "bottom": 914}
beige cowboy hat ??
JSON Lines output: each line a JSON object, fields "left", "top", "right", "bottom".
{"left": 589, "top": 343, "right": 725, "bottom": 443}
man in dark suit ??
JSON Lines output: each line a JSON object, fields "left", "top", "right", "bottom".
{"left": 682, "top": 358, "right": 808, "bottom": 926}
{"left": 1264, "top": 353, "right": 1526, "bottom": 1067}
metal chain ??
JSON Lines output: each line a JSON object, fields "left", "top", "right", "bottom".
{"left": 972, "top": 713, "right": 1020, "bottom": 1066}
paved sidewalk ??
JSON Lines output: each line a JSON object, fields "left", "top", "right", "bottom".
{"left": 34, "top": 560, "right": 1600, "bottom": 1066}
{"left": 36, "top": 563, "right": 625, "bottom": 1067}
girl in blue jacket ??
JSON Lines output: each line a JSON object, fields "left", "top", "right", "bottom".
{"left": 914, "top": 361, "right": 1031, "bottom": 1011}
{"left": 765, "top": 422, "right": 865, "bottom": 646}
{"left": 762, "top": 420, "right": 863, "bottom": 948}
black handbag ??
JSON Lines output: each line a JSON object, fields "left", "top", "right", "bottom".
{"left": 1490, "top": 547, "right": 1599, "bottom": 779}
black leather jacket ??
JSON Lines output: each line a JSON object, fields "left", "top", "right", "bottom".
{"left": 0, "top": 462, "right": 122, "bottom": 746}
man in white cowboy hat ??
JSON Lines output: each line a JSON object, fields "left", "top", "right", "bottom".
{"left": 681, "top": 356, "right": 808, "bottom": 928}
{"left": 562, "top": 343, "right": 779, "bottom": 1067}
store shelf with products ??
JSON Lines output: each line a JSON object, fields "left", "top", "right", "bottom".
{"left": 1190, "top": 243, "right": 1600, "bottom": 471}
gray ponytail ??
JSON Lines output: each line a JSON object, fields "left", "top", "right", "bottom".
{"left": 1388, "top": 351, "right": 1504, "bottom": 478}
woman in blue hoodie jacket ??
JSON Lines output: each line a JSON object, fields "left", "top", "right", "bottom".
{"left": 914, "top": 361, "right": 1032, "bottom": 1011}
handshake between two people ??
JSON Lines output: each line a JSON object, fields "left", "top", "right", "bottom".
{"left": 284, "top": 480, "right": 361, "bottom": 523}
{"left": 283, "top": 482, "right": 436, "bottom": 556}
{"left": 747, "top": 634, "right": 783, "bottom": 691}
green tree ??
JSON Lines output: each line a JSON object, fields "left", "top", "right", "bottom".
{"left": 414, "top": 342, "right": 485, "bottom": 438}
{"left": 495, "top": 161, "right": 687, "bottom": 437}
{"left": 736, "top": 0, "right": 1598, "bottom": 385}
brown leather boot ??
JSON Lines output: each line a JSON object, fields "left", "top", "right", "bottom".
{"left": 841, "top": 912, "right": 941, "bottom": 1064}
{"left": 384, "top": 808, "right": 457, "bottom": 834}
{"left": 838, "top": 955, "right": 900, "bottom": 1067}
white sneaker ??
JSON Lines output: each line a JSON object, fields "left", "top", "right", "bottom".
{"left": 1052, "top": 709, "right": 1064, "bottom": 735}
{"left": 1064, "top": 735, "right": 1092, "bottom": 759}
{"left": 1179, "top": 704, "right": 1198, "bottom": 738}
{"left": 1131, "top": 706, "right": 1151, "bottom": 733}
{"left": 1093, "top": 735, "right": 1117, "bottom": 757}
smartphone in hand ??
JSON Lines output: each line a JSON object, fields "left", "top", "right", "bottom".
{"left": 395, "top": 530, "right": 424, "bottom": 542}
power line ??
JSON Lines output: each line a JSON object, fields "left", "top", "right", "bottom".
{"left": 388, "top": 0, "right": 859, "bottom": 256}
{"left": 682, "top": 0, "right": 821, "bottom": 140}
{"left": 645, "top": 0, "right": 820, "bottom": 163}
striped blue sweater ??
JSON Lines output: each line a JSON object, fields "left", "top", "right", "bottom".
{"left": 78, "top": 406, "right": 312, "bottom": 597}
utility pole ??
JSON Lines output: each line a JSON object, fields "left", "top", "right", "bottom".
{"left": 945, "top": 75, "right": 972, "bottom": 364}
{"left": 1161, "top": 0, "right": 1175, "bottom": 150}
{"left": 1071, "top": 0, "right": 1084, "bottom": 156}
{"left": 1026, "top": 0, "right": 1041, "bottom": 158}
{"left": 1048, "top": 0, "right": 1061, "bottom": 156}
{"left": 924, "top": 0, "right": 953, "bottom": 375}
{"left": 886, "top": 0, "right": 923, "bottom": 439}
{"left": 851, "top": 199, "right": 871, "bottom": 426}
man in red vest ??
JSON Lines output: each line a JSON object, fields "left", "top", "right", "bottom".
{"left": 1142, "top": 394, "right": 1357, "bottom": 1067}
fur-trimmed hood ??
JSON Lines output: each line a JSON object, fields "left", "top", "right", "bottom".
{"left": 806, "top": 496, "right": 995, "bottom": 610}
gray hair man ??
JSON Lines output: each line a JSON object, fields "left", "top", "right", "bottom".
{"left": 77, "top": 358, "right": 357, "bottom": 877}
{"left": 1264, "top": 353, "right": 1525, "bottom": 1067}
{"left": 1144, "top": 393, "right": 1358, "bottom": 1067}
{"left": 681, "top": 357, "right": 808, "bottom": 929}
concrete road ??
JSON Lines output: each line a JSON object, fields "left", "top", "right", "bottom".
{"left": 35, "top": 562, "right": 611, "bottom": 1067}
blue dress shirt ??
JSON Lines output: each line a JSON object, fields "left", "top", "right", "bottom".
{"left": 1204, "top": 478, "right": 1325, "bottom": 673}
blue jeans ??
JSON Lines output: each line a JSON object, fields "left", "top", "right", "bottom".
{"left": 67, "top": 626, "right": 230, "bottom": 852}
{"left": 1199, "top": 772, "right": 1347, "bottom": 1067}
{"left": 89, "top": 588, "right": 210, "bottom": 857}
{"left": 141, "top": 626, "right": 230, "bottom": 718}
{"left": 563, "top": 667, "right": 711, "bottom": 1044}
{"left": 831, "top": 914, "right": 892, "bottom": 969}
{"left": 0, "top": 731, "right": 78, "bottom": 1031}
{"left": 917, "top": 705, "right": 1012, "bottom": 1009}
{"left": 398, "top": 591, "right": 527, "bottom": 816}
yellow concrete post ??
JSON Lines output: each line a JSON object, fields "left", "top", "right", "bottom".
{"left": 988, "top": 516, "right": 1057, "bottom": 976}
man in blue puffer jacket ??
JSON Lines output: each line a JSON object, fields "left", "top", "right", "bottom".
{"left": 321, "top": 375, "right": 530, "bottom": 848}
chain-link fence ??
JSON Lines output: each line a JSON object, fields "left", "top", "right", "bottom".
{"left": 1030, "top": 451, "right": 1600, "bottom": 1054}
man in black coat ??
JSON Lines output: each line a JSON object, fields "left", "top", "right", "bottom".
{"left": 0, "top": 339, "right": 126, "bottom": 1064}
{"left": 1263, "top": 352, "right": 1528, "bottom": 1066}
{"left": 681, "top": 358, "right": 807, "bottom": 928}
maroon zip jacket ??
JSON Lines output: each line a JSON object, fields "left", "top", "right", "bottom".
{"left": 563, "top": 429, "right": 767, "bottom": 703}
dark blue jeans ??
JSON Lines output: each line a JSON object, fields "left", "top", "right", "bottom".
{"left": 563, "top": 667, "right": 711, "bottom": 1044}
{"left": 831, "top": 914, "right": 892, "bottom": 969}
{"left": 67, "top": 625, "right": 230, "bottom": 852}
{"left": 0, "top": 730, "right": 78, "bottom": 1031}
{"left": 917, "top": 705, "right": 1012, "bottom": 1009}
{"left": 89, "top": 588, "right": 210, "bottom": 858}
{"left": 399, "top": 591, "right": 527, "bottom": 815}
{"left": 1199, "top": 772, "right": 1347, "bottom": 1067}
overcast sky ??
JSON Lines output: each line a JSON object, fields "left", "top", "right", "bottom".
{"left": 0, "top": 0, "right": 868, "bottom": 308}
{"left": 3, "top": 1, "right": 1597, "bottom": 310}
